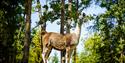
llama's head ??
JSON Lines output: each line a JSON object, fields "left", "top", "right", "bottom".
{"left": 77, "top": 12, "right": 86, "bottom": 26}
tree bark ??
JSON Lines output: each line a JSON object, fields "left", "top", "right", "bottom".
{"left": 23, "top": 0, "right": 32, "bottom": 63}
{"left": 60, "top": 0, "right": 65, "bottom": 35}
{"left": 60, "top": 0, "right": 65, "bottom": 63}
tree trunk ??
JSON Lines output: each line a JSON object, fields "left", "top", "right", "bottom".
{"left": 23, "top": 0, "right": 32, "bottom": 63}
{"left": 73, "top": 0, "right": 79, "bottom": 63}
{"left": 61, "top": 50, "right": 66, "bottom": 63}
{"left": 60, "top": 0, "right": 65, "bottom": 35}
{"left": 36, "top": 0, "right": 44, "bottom": 63}
{"left": 66, "top": 0, "right": 72, "bottom": 33}
{"left": 60, "top": 0, "right": 65, "bottom": 63}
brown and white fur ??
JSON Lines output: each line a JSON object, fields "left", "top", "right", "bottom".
{"left": 41, "top": 21, "right": 82, "bottom": 63}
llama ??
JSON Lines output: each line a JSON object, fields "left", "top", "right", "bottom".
{"left": 41, "top": 17, "right": 83, "bottom": 63}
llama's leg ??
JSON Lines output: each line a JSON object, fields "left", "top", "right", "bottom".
{"left": 68, "top": 49, "right": 73, "bottom": 63}
{"left": 66, "top": 47, "right": 71, "bottom": 63}
{"left": 42, "top": 47, "right": 48, "bottom": 63}
{"left": 45, "top": 47, "right": 52, "bottom": 63}
{"left": 66, "top": 47, "right": 73, "bottom": 63}
{"left": 69, "top": 49, "right": 73, "bottom": 62}
{"left": 73, "top": 47, "right": 76, "bottom": 63}
{"left": 42, "top": 47, "right": 52, "bottom": 63}
{"left": 61, "top": 50, "right": 66, "bottom": 63}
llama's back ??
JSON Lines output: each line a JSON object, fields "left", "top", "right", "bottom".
{"left": 42, "top": 32, "right": 66, "bottom": 50}
{"left": 42, "top": 32, "right": 78, "bottom": 50}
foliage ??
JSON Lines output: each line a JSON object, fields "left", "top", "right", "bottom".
{"left": 1, "top": 0, "right": 125, "bottom": 63}
{"left": 0, "top": 0, "right": 24, "bottom": 62}
{"left": 72, "top": 52, "right": 80, "bottom": 63}
{"left": 29, "top": 30, "right": 42, "bottom": 63}
{"left": 94, "top": 0, "right": 125, "bottom": 62}
{"left": 51, "top": 52, "right": 59, "bottom": 63}
{"left": 39, "top": 0, "right": 92, "bottom": 26}
{"left": 79, "top": 33, "right": 101, "bottom": 63}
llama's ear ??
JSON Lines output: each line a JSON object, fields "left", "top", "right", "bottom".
{"left": 41, "top": 30, "right": 47, "bottom": 35}
{"left": 82, "top": 12, "right": 86, "bottom": 17}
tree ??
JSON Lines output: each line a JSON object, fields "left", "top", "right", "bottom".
{"left": 23, "top": 0, "right": 32, "bottom": 62}
{"left": 29, "top": 30, "right": 42, "bottom": 63}
{"left": 73, "top": 0, "right": 78, "bottom": 63}
{"left": 0, "top": 0, "right": 24, "bottom": 63}
{"left": 36, "top": 0, "right": 45, "bottom": 62}
{"left": 94, "top": 0, "right": 125, "bottom": 62}
{"left": 66, "top": 0, "right": 72, "bottom": 33}
{"left": 60, "top": 0, "right": 65, "bottom": 63}
{"left": 82, "top": 33, "right": 101, "bottom": 63}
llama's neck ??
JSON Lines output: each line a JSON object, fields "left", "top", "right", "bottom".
{"left": 71, "top": 23, "right": 81, "bottom": 44}
{"left": 75, "top": 23, "right": 81, "bottom": 36}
